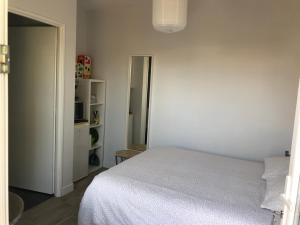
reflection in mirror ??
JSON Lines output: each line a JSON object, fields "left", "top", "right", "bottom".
{"left": 127, "top": 56, "right": 152, "bottom": 151}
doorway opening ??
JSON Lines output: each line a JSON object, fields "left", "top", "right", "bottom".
{"left": 8, "top": 12, "right": 58, "bottom": 213}
{"left": 127, "top": 56, "right": 153, "bottom": 151}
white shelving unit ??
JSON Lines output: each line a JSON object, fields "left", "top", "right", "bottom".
{"left": 75, "top": 78, "right": 106, "bottom": 176}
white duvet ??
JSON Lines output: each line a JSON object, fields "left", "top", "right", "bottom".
{"left": 78, "top": 147, "right": 274, "bottom": 225}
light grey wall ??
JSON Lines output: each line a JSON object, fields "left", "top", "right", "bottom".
{"left": 85, "top": 0, "right": 300, "bottom": 167}
{"left": 9, "top": 0, "right": 77, "bottom": 193}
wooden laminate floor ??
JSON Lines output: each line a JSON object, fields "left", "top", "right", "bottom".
{"left": 16, "top": 168, "right": 107, "bottom": 225}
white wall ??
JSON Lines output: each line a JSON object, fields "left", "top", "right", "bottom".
{"left": 85, "top": 0, "right": 300, "bottom": 167}
{"left": 76, "top": 0, "right": 87, "bottom": 54}
{"left": 9, "top": 0, "right": 77, "bottom": 194}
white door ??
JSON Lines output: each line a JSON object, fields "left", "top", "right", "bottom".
{"left": 9, "top": 27, "right": 57, "bottom": 194}
{"left": 282, "top": 79, "right": 300, "bottom": 225}
{"left": 0, "top": 0, "right": 9, "bottom": 224}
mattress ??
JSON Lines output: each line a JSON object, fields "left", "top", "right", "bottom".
{"left": 78, "top": 147, "right": 274, "bottom": 225}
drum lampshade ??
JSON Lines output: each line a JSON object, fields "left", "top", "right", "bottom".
{"left": 152, "top": 0, "right": 188, "bottom": 33}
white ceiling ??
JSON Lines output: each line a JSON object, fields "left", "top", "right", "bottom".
{"left": 79, "top": 0, "right": 146, "bottom": 11}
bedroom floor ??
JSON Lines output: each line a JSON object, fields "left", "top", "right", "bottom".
{"left": 16, "top": 168, "right": 107, "bottom": 225}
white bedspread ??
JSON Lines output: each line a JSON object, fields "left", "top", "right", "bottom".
{"left": 78, "top": 147, "right": 274, "bottom": 225}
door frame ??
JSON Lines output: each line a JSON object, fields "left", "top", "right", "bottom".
{"left": 0, "top": 0, "right": 9, "bottom": 223}
{"left": 282, "top": 79, "right": 300, "bottom": 225}
{"left": 125, "top": 55, "right": 155, "bottom": 148}
{"left": 8, "top": 7, "right": 65, "bottom": 197}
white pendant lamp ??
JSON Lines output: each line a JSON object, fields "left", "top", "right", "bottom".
{"left": 152, "top": 0, "right": 188, "bottom": 33}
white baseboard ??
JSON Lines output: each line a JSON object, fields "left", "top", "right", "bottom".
{"left": 61, "top": 183, "right": 74, "bottom": 196}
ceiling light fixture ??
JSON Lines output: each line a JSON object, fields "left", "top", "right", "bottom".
{"left": 152, "top": 0, "right": 188, "bottom": 33}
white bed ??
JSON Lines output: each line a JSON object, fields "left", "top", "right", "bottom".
{"left": 78, "top": 147, "right": 274, "bottom": 225}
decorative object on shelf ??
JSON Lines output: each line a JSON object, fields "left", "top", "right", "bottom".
{"left": 90, "top": 128, "right": 99, "bottom": 146}
{"left": 76, "top": 55, "right": 92, "bottom": 79}
{"left": 89, "top": 150, "right": 100, "bottom": 166}
{"left": 83, "top": 56, "right": 92, "bottom": 79}
{"left": 152, "top": 0, "right": 188, "bottom": 33}
{"left": 92, "top": 110, "right": 100, "bottom": 124}
{"left": 75, "top": 63, "right": 84, "bottom": 78}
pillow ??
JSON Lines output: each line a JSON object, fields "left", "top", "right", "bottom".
{"left": 262, "top": 156, "right": 289, "bottom": 179}
{"left": 261, "top": 176, "right": 286, "bottom": 212}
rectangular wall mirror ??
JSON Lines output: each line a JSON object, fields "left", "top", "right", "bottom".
{"left": 127, "top": 56, "right": 152, "bottom": 151}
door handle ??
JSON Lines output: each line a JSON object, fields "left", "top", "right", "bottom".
{"left": 0, "top": 44, "right": 10, "bottom": 74}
